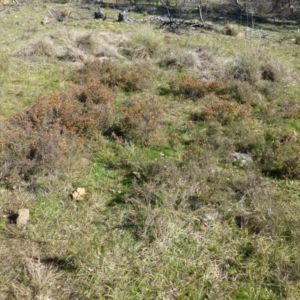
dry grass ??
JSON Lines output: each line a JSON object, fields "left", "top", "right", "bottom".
{"left": 220, "top": 23, "right": 240, "bottom": 37}
{"left": 15, "top": 38, "right": 60, "bottom": 58}
{"left": 159, "top": 47, "right": 217, "bottom": 71}
{"left": 15, "top": 30, "right": 126, "bottom": 63}
{"left": 126, "top": 24, "right": 165, "bottom": 59}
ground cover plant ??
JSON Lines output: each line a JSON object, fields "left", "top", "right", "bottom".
{"left": 1, "top": 1, "right": 300, "bottom": 299}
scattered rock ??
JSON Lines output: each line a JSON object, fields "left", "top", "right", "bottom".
{"left": 202, "top": 212, "right": 220, "bottom": 223}
{"left": 16, "top": 208, "right": 30, "bottom": 227}
{"left": 232, "top": 152, "right": 253, "bottom": 166}
{"left": 71, "top": 187, "right": 86, "bottom": 201}
{"left": 41, "top": 16, "right": 50, "bottom": 25}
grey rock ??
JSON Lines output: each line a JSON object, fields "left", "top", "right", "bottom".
{"left": 202, "top": 212, "right": 220, "bottom": 222}
{"left": 232, "top": 152, "right": 253, "bottom": 166}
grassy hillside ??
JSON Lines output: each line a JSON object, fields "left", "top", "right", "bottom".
{"left": 1, "top": 2, "right": 300, "bottom": 299}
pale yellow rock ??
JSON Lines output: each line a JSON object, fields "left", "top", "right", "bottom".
{"left": 41, "top": 16, "right": 50, "bottom": 25}
{"left": 72, "top": 188, "right": 86, "bottom": 201}
{"left": 17, "top": 209, "right": 29, "bottom": 227}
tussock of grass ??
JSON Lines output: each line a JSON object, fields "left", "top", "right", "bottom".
{"left": 57, "top": 30, "right": 127, "bottom": 60}
{"left": 229, "top": 54, "right": 262, "bottom": 84}
{"left": 16, "top": 30, "right": 126, "bottom": 63}
{"left": 261, "top": 60, "right": 290, "bottom": 83}
{"left": 220, "top": 23, "right": 240, "bottom": 37}
{"left": 126, "top": 24, "right": 165, "bottom": 59}
{"left": 226, "top": 54, "right": 290, "bottom": 86}
{"left": 15, "top": 38, "right": 62, "bottom": 58}
{"left": 159, "top": 48, "right": 217, "bottom": 71}
{"left": 62, "top": 44, "right": 87, "bottom": 62}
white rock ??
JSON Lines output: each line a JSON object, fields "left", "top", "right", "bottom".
{"left": 41, "top": 16, "right": 50, "bottom": 25}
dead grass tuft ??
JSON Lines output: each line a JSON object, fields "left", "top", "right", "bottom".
{"left": 61, "top": 44, "right": 87, "bottom": 62}
{"left": 15, "top": 38, "right": 61, "bottom": 58}
{"left": 159, "top": 50, "right": 199, "bottom": 70}
{"left": 126, "top": 25, "right": 165, "bottom": 59}
{"left": 227, "top": 55, "right": 290, "bottom": 85}
{"left": 261, "top": 61, "right": 289, "bottom": 83}
{"left": 220, "top": 23, "right": 240, "bottom": 37}
{"left": 16, "top": 30, "right": 126, "bottom": 63}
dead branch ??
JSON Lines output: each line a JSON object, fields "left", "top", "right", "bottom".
{"left": 68, "top": 11, "right": 89, "bottom": 20}
{"left": 196, "top": 1, "right": 214, "bottom": 30}
{"left": 198, "top": 3, "right": 204, "bottom": 23}
{"left": 159, "top": 0, "right": 171, "bottom": 21}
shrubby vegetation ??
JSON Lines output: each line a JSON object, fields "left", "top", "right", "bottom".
{"left": 0, "top": 2, "right": 300, "bottom": 299}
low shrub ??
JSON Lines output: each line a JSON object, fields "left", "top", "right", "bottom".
{"left": 195, "top": 96, "right": 252, "bottom": 125}
{"left": 70, "top": 78, "right": 113, "bottom": 105}
{"left": 0, "top": 81, "right": 114, "bottom": 188}
{"left": 115, "top": 93, "right": 163, "bottom": 145}
{"left": 228, "top": 121, "right": 265, "bottom": 154}
{"left": 76, "top": 60, "right": 153, "bottom": 92}
{"left": 255, "top": 80, "right": 283, "bottom": 101}
{"left": 254, "top": 130, "right": 300, "bottom": 179}
{"left": 169, "top": 74, "right": 223, "bottom": 100}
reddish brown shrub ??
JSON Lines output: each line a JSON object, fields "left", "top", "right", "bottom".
{"left": 0, "top": 80, "right": 114, "bottom": 188}
{"left": 70, "top": 78, "right": 113, "bottom": 105}
{"left": 24, "top": 80, "right": 113, "bottom": 137}
{"left": 195, "top": 96, "right": 252, "bottom": 125}
{"left": 169, "top": 74, "right": 223, "bottom": 100}
{"left": 0, "top": 118, "right": 78, "bottom": 189}
{"left": 115, "top": 93, "right": 163, "bottom": 145}
{"left": 75, "top": 60, "right": 153, "bottom": 92}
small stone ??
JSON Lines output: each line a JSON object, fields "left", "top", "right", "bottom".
{"left": 232, "top": 152, "right": 253, "bottom": 166}
{"left": 71, "top": 188, "right": 86, "bottom": 201}
{"left": 16, "top": 209, "right": 29, "bottom": 227}
{"left": 41, "top": 16, "right": 50, "bottom": 25}
{"left": 202, "top": 212, "right": 220, "bottom": 222}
